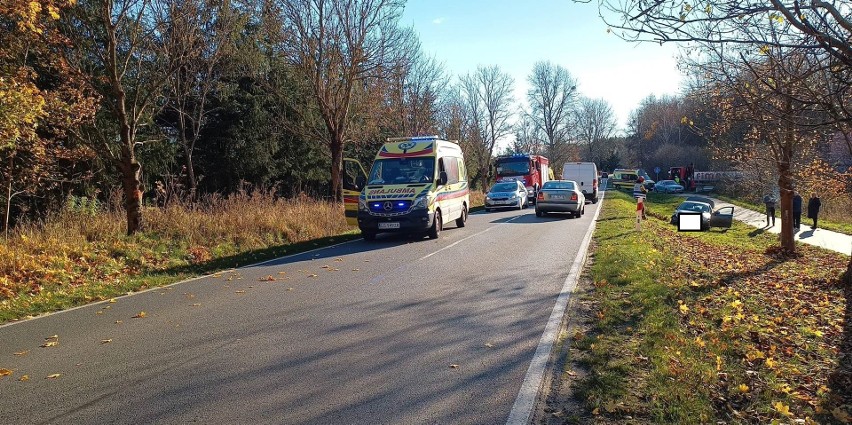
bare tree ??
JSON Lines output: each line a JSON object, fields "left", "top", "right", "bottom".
{"left": 65, "top": 0, "right": 175, "bottom": 234}
{"left": 159, "top": 0, "right": 239, "bottom": 198}
{"left": 273, "top": 0, "right": 406, "bottom": 202}
{"left": 460, "top": 65, "right": 515, "bottom": 190}
{"left": 512, "top": 113, "right": 544, "bottom": 155}
{"left": 574, "top": 97, "right": 618, "bottom": 162}
{"left": 526, "top": 60, "right": 578, "bottom": 167}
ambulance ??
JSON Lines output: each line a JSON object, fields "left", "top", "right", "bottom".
{"left": 342, "top": 136, "right": 470, "bottom": 241}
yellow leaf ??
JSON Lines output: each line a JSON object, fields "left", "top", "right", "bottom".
{"left": 716, "top": 355, "right": 723, "bottom": 371}
{"left": 774, "top": 401, "right": 792, "bottom": 417}
{"left": 738, "top": 384, "right": 749, "bottom": 393}
{"left": 18, "top": 375, "right": 29, "bottom": 382}
{"left": 132, "top": 311, "right": 146, "bottom": 318}
{"left": 40, "top": 341, "right": 58, "bottom": 348}
{"left": 46, "top": 373, "right": 61, "bottom": 379}
{"left": 679, "top": 304, "right": 689, "bottom": 315}
{"left": 108, "top": 298, "right": 117, "bottom": 303}
{"left": 730, "top": 300, "right": 743, "bottom": 309}
{"left": 235, "top": 290, "right": 246, "bottom": 294}
{"left": 101, "top": 339, "right": 112, "bottom": 344}
{"left": 694, "top": 337, "right": 705, "bottom": 348}
{"left": 13, "top": 350, "right": 28, "bottom": 356}
{"left": 0, "top": 368, "right": 12, "bottom": 378}
{"left": 765, "top": 357, "right": 777, "bottom": 369}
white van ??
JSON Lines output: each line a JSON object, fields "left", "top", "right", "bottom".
{"left": 561, "top": 162, "right": 598, "bottom": 203}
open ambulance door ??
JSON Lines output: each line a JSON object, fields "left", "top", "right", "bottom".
{"left": 343, "top": 158, "right": 368, "bottom": 226}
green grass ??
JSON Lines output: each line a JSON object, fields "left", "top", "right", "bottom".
{"left": 573, "top": 189, "right": 849, "bottom": 423}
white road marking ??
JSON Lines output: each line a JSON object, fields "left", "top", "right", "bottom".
{"left": 505, "top": 191, "right": 605, "bottom": 425}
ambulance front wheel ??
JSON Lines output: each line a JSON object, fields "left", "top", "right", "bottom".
{"left": 428, "top": 210, "right": 442, "bottom": 239}
{"left": 455, "top": 206, "right": 467, "bottom": 228}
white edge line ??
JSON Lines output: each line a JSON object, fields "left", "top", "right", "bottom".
{"left": 0, "top": 238, "right": 362, "bottom": 329}
{"left": 505, "top": 191, "right": 606, "bottom": 425}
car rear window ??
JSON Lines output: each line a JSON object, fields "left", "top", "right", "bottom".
{"left": 543, "top": 181, "right": 575, "bottom": 190}
{"left": 491, "top": 183, "right": 517, "bottom": 192}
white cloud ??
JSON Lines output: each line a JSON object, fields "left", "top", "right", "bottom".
{"left": 432, "top": 17, "right": 445, "bottom": 25}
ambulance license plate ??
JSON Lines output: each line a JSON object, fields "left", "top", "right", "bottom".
{"left": 378, "top": 222, "right": 400, "bottom": 229}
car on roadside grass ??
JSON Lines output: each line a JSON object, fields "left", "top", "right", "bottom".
{"left": 670, "top": 200, "right": 734, "bottom": 231}
{"left": 485, "top": 181, "right": 528, "bottom": 211}
{"left": 654, "top": 179, "right": 684, "bottom": 193}
{"left": 535, "top": 180, "right": 586, "bottom": 218}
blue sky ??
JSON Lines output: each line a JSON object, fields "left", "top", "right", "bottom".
{"left": 400, "top": 0, "right": 685, "bottom": 132}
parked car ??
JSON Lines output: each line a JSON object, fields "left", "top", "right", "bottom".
{"left": 535, "top": 180, "right": 586, "bottom": 218}
{"left": 485, "top": 181, "right": 528, "bottom": 211}
{"left": 670, "top": 200, "right": 734, "bottom": 230}
{"left": 654, "top": 179, "right": 684, "bottom": 193}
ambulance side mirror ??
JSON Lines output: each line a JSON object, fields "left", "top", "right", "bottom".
{"left": 355, "top": 175, "right": 366, "bottom": 191}
{"left": 439, "top": 171, "right": 448, "bottom": 186}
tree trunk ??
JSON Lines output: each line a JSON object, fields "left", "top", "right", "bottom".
{"left": 119, "top": 142, "right": 144, "bottom": 235}
{"left": 330, "top": 135, "right": 344, "bottom": 203}
{"left": 776, "top": 143, "right": 795, "bottom": 254}
{"left": 182, "top": 140, "right": 197, "bottom": 200}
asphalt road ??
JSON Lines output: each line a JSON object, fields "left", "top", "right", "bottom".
{"left": 0, "top": 201, "right": 600, "bottom": 425}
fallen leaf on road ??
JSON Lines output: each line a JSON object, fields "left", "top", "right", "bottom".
{"left": 40, "top": 341, "right": 58, "bottom": 348}
{"left": 212, "top": 273, "right": 221, "bottom": 277}
{"left": 287, "top": 288, "right": 293, "bottom": 291}
{"left": 46, "top": 374, "right": 61, "bottom": 379}
{"left": 449, "top": 364, "right": 459, "bottom": 369}
{"left": 191, "top": 303, "right": 201, "bottom": 306}
{"left": 259, "top": 276, "right": 276, "bottom": 282}
{"left": 46, "top": 335, "right": 58, "bottom": 340}
{"left": 96, "top": 311, "right": 104, "bottom": 315}
{"left": 321, "top": 265, "right": 330, "bottom": 269}
{"left": 13, "top": 351, "right": 28, "bottom": 356}
{"left": 101, "top": 339, "right": 112, "bottom": 344}
{"left": 278, "top": 271, "right": 286, "bottom": 275}
{"left": 235, "top": 290, "right": 246, "bottom": 294}
{"left": 132, "top": 311, "right": 146, "bottom": 318}
{"left": 364, "top": 260, "right": 370, "bottom": 262}
{"left": 308, "top": 274, "right": 318, "bottom": 278}
{"left": 108, "top": 298, "right": 117, "bottom": 303}
{"left": 115, "top": 320, "right": 122, "bottom": 324}
{"left": 352, "top": 268, "right": 360, "bottom": 271}
{"left": 334, "top": 258, "right": 343, "bottom": 262}
{"left": 485, "top": 343, "right": 494, "bottom": 348}
{"left": 0, "top": 368, "right": 12, "bottom": 378}
{"left": 18, "top": 375, "right": 29, "bottom": 382}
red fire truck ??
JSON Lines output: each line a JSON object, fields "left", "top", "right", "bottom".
{"left": 494, "top": 153, "right": 552, "bottom": 204}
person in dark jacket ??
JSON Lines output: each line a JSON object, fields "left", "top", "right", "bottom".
{"left": 792, "top": 191, "right": 803, "bottom": 231}
{"left": 807, "top": 193, "right": 822, "bottom": 229}
{"left": 763, "top": 193, "right": 777, "bottom": 226}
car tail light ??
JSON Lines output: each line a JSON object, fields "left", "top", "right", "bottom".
{"left": 593, "top": 178, "right": 597, "bottom": 189}
{"left": 537, "top": 192, "right": 544, "bottom": 200}
{"left": 571, "top": 193, "right": 578, "bottom": 201}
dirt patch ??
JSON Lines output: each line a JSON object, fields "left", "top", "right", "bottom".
{"left": 531, "top": 242, "right": 599, "bottom": 425}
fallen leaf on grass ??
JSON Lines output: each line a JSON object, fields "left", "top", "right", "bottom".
{"left": 132, "top": 311, "right": 146, "bottom": 319}
{"left": 592, "top": 408, "right": 600, "bottom": 415}
{"left": 101, "top": 339, "right": 112, "bottom": 344}
{"left": 18, "top": 375, "right": 29, "bottom": 382}
{"left": 738, "top": 384, "right": 749, "bottom": 393}
{"left": 0, "top": 368, "right": 12, "bottom": 378}
{"left": 46, "top": 374, "right": 61, "bottom": 379}
{"left": 13, "top": 351, "right": 28, "bottom": 356}
{"left": 773, "top": 401, "right": 792, "bottom": 417}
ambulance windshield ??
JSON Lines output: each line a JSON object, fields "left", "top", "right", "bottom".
{"left": 368, "top": 158, "right": 436, "bottom": 185}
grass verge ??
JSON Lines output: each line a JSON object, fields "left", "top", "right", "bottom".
{"left": 572, "top": 189, "right": 850, "bottom": 423}
{"left": 1, "top": 190, "right": 485, "bottom": 323}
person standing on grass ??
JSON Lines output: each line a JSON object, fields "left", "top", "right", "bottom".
{"left": 763, "top": 193, "right": 777, "bottom": 226}
{"left": 807, "top": 193, "right": 822, "bottom": 229}
{"left": 792, "top": 191, "right": 803, "bottom": 231}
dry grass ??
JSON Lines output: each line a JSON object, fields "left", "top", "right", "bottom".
{"left": 0, "top": 189, "right": 352, "bottom": 321}
{"left": 1, "top": 188, "right": 487, "bottom": 321}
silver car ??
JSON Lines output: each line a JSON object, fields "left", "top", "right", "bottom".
{"left": 485, "top": 181, "right": 528, "bottom": 211}
{"left": 535, "top": 180, "right": 586, "bottom": 218}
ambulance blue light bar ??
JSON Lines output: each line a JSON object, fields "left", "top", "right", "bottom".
{"left": 386, "top": 135, "right": 439, "bottom": 142}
